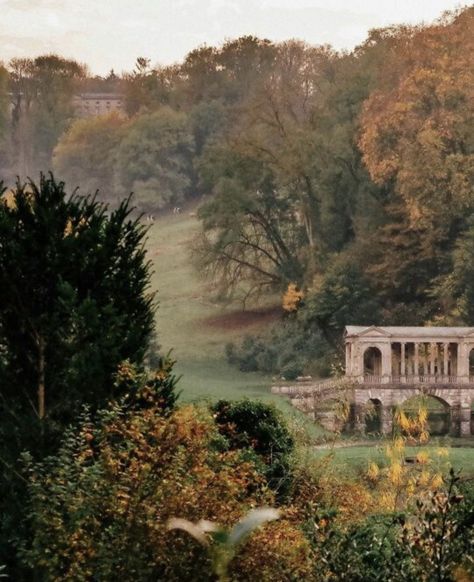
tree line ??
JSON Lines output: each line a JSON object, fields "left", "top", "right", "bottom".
{"left": 0, "top": 7, "right": 472, "bottom": 339}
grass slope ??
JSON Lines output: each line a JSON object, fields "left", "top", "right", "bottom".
{"left": 147, "top": 210, "right": 325, "bottom": 435}
{"left": 148, "top": 211, "right": 271, "bottom": 400}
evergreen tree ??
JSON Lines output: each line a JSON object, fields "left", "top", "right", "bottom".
{"left": 0, "top": 174, "right": 155, "bottom": 449}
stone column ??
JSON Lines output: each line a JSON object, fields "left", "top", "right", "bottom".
{"left": 414, "top": 343, "right": 419, "bottom": 383}
{"left": 345, "top": 342, "right": 351, "bottom": 376}
{"left": 381, "top": 343, "right": 392, "bottom": 383}
{"left": 443, "top": 343, "right": 449, "bottom": 379}
{"left": 457, "top": 342, "right": 469, "bottom": 383}
{"left": 400, "top": 342, "right": 406, "bottom": 380}
{"left": 460, "top": 407, "right": 471, "bottom": 437}
{"left": 430, "top": 342, "right": 436, "bottom": 377}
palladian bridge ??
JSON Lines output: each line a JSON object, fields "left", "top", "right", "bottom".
{"left": 272, "top": 326, "right": 474, "bottom": 437}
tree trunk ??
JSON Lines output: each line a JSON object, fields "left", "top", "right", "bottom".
{"left": 37, "top": 336, "right": 46, "bottom": 420}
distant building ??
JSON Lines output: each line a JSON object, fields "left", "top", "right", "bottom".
{"left": 72, "top": 93, "right": 125, "bottom": 117}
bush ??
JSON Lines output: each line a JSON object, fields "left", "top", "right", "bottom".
{"left": 231, "top": 520, "right": 313, "bottom": 581}
{"left": 23, "top": 403, "right": 272, "bottom": 580}
{"left": 114, "top": 353, "right": 181, "bottom": 415}
{"left": 225, "top": 318, "right": 333, "bottom": 378}
{"left": 212, "top": 399, "right": 295, "bottom": 498}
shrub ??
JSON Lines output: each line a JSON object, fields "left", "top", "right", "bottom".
{"left": 212, "top": 399, "right": 294, "bottom": 498}
{"left": 230, "top": 520, "right": 313, "bottom": 581}
{"left": 114, "top": 353, "right": 181, "bottom": 415}
{"left": 225, "top": 318, "right": 332, "bottom": 378}
{"left": 23, "top": 404, "right": 272, "bottom": 580}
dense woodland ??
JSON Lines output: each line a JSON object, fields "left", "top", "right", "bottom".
{"left": 1, "top": 9, "right": 473, "bottom": 339}
{"left": 0, "top": 6, "right": 473, "bottom": 580}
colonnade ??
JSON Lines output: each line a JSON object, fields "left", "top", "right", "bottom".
{"left": 346, "top": 340, "right": 474, "bottom": 383}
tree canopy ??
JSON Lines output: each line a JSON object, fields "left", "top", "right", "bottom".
{"left": 0, "top": 175, "right": 155, "bottom": 447}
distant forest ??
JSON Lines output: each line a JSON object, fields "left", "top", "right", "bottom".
{"left": 1, "top": 6, "right": 473, "bottom": 342}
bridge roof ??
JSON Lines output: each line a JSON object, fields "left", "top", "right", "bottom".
{"left": 345, "top": 325, "right": 474, "bottom": 339}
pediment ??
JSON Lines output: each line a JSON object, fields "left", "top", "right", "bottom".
{"left": 466, "top": 329, "right": 474, "bottom": 337}
{"left": 356, "top": 326, "right": 391, "bottom": 338}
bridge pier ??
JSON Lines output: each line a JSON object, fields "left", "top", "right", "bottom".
{"left": 381, "top": 406, "right": 393, "bottom": 436}
{"left": 352, "top": 403, "right": 365, "bottom": 434}
{"left": 460, "top": 407, "right": 471, "bottom": 437}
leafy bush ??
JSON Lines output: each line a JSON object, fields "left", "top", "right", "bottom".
{"left": 114, "top": 353, "right": 181, "bottom": 415}
{"left": 225, "top": 318, "right": 333, "bottom": 379}
{"left": 230, "top": 519, "right": 313, "bottom": 581}
{"left": 309, "top": 514, "right": 415, "bottom": 582}
{"left": 212, "top": 399, "right": 294, "bottom": 498}
{"left": 23, "top": 404, "right": 272, "bottom": 580}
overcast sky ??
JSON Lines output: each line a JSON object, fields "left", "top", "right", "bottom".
{"left": 0, "top": 0, "right": 467, "bottom": 75}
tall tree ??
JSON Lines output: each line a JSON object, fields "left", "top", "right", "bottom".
{"left": 0, "top": 175, "right": 155, "bottom": 442}
{"left": 53, "top": 111, "right": 129, "bottom": 205}
{"left": 9, "top": 55, "right": 86, "bottom": 175}
{"left": 197, "top": 148, "right": 304, "bottom": 300}
{"left": 359, "top": 8, "right": 474, "bottom": 230}
{"left": 116, "top": 107, "right": 195, "bottom": 210}
{"left": 0, "top": 65, "right": 9, "bottom": 175}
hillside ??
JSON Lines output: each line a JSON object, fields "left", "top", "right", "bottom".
{"left": 147, "top": 209, "right": 296, "bottom": 409}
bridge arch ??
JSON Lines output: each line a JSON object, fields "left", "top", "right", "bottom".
{"left": 400, "top": 393, "right": 450, "bottom": 436}
{"left": 365, "top": 398, "right": 382, "bottom": 434}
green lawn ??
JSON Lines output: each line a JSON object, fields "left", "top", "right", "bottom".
{"left": 148, "top": 211, "right": 272, "bottom": 401}
{"left": 313, "top": 442, "right": 474, "bottom": 477}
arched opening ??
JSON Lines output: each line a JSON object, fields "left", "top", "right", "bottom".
{"left": 401, "top": 394, "right": 450, "bottom": 436}
{"left": 364, "top": 347, "right": 382, "bottom": 378}
{"left": 365, "top": 398, "right": 382, "bottom": 434}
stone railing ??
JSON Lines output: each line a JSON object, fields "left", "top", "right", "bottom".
{"left": 271, "top": 376, "right": 350, "bottom": 397}
{"left": 362, "top": 374, "right": 473, "bottom": 385}
{"left": 363, "top": 375, "right": 382, "bottom": 384}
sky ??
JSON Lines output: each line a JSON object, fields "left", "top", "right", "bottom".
{"left": 0, "top": 0, "right": 467, "bottom": 75}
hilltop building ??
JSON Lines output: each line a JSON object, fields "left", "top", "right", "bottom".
{"left": 72, "top": 93, "right": 125, "bottom": 117}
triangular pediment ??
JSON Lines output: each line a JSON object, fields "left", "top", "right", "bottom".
{"left": 466, "top": 329, "right": 474, "bottom": 337}
{"left": 356, "top": 326, "right": 391, "bottom": 338}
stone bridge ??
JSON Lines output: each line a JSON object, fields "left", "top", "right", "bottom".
{"left": 272, "top": 325, "right": 474, "bottom": 437}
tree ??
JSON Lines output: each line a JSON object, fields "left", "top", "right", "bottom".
{"left": 197, "top": 147, "right": 305, "bottom": 300}
{"left": 429, "top": 217, "right": 474, "bottom": 325}
{"left": 359, "top": 8, "right": 474, "bottom": 230}
{"left": 0, "top": 175, "right": 155, "bottom": 443}
{"left": 116, "top": 107, "right": 194, "bottom": 211}
{"left": 0, "top": 65, "right": 9, "bottom": 176}
{"left": 53, "top": 112, "right": 129, "bottom": 205}
{"left": 0, "top": 174, "right": 156, "bottom": 575}
{"left": 9, "top": 55, "right": 87, "bottom": 175}
{"left": 300, "top": 256, "right": 381, "bottom": 348}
